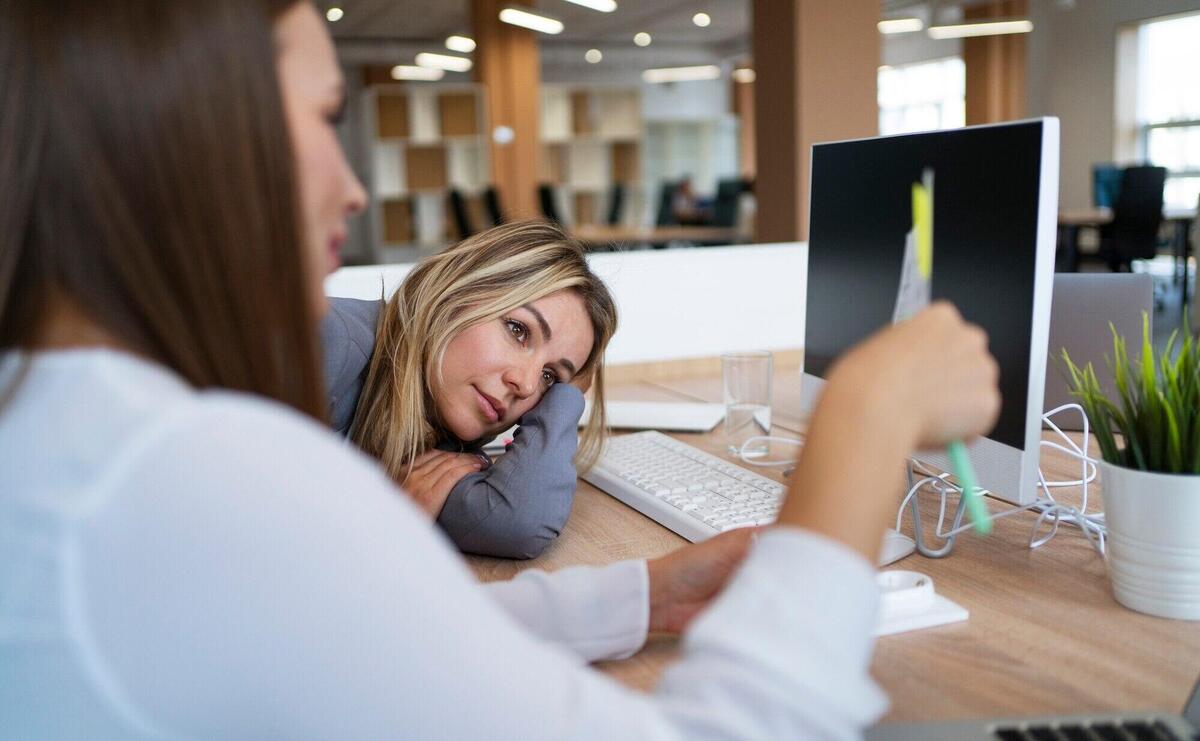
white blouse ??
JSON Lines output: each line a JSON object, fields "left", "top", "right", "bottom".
{"left": 0, "top": 350, "right": 887, "bottom": 740}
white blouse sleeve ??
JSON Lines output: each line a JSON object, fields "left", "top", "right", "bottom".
{"left": 483, "top": 560, "right": 650, "bottom": 662}
{"left": 70, "top": 395, "right": 887, "bottom": 740}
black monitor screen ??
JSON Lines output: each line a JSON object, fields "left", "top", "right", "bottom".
{"left": 805, "top": 122, "right": 1045, "bottom": 450}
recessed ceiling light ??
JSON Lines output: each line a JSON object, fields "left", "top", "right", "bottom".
{"left": 732, "top": 67, "right": 756, "bottom": 83}
{"left": 562, "top": 0, "right": 617, "bottom": 11}
{"left": 693, "top": 12, "right": 711, "bottom": 27}
{"left": 391, "top": 65, "right": 444, "bottom": 81}
{"left": 498, "top": 7, "right": 564, "bottom": 34}
{"left": 326, "top": 6, "right": 344, "bottom": 22}
{"left": 633, "top": 32, "right": 652, "bottom": 47}
{"left": 927, "top": 18, "right": 1034, "bottom": 39}
{"left": 415, "top": 52, "right": 473, "bottom": 73}
{"left": 877, "top": 18, "right": 923, "bottom": 34}
{"left": 585, "top": 48, "right": 603, "bottom": 64}
{"left": 642, "top": 64, "right": 721, "bottom": 83}
{"left": 445, "top": 35, "right": 476, "bottom": 53}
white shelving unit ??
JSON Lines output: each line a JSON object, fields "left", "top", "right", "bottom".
{"left": 539, "top": 85, "right": 643, "bottom": 227}
{"left": 363, "top": 82, "right": 491, "bottom": 254}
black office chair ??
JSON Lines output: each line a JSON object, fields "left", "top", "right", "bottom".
{"left": 710, "top": 178, "right": 746, "bottom": 228}
{"left": 538, "top": 184, "right": 563, "bottom": 225}
{"left": 483, "top": 186, "right": 505, "bottom": 227}
{"left": 654, "top": 181, "right": 679, "bottom": 227}
{"left": 447, "top": 189, "right": 474, "bottom": 240}
{"left": 606, "top": 183, "right": 625, "bottom": 226}
{"left": 1081, "top": 166, "right": 1168, "bottom": 272}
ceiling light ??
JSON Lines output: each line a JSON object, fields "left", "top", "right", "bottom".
{"left": 927, "top": 18, "right": 1033, "bottom": 39}
{"left": 326, "top": 6, "right": 344, "bottom": 22}
{"left": 633, "top": 32, "right": 652, "bottom": 47}
{"left": 498, "top": 7, "right": 564, "bottom": 34}
{"left": 642, "top": 64, "right": 721, "bottom": 84}
{"left": 445, "top": 35, "right": 476, "bottom": 53}
{"left": 415, "top": 52, "right": 473, "bottom": 73}
{"left": 562, "top": 0, "right": 617, "bottom": 11}
{"left": 391, "top": 65, "right": 444, "bottom": 81}
{"left": 732, "top": 67, "right": 756, "bottom": 83}
{"left": 585, "top": 48, "right": 603, "bottom": 64}
{"left": 877, "top": 18, "right": 923, "bottom": 34}
{"left": 693, "top": 12, "right": 711, "bottom": 27}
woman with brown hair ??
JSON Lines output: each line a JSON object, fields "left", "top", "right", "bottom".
{"left": 322, "top": 221, "right": 618, "bottom": 559}
{"left": 0, "top": 0, "right": 1000, "bottom": 737}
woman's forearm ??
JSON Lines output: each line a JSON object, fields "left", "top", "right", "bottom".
{"left": 436, "top": 383, "right": 585, "bottom": 558}
{"left": 776, "top": 372, "right": 918, "bottom": 564}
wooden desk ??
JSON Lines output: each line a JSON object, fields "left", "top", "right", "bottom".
{"left": 468, "top": 372, "right": 1200, "bottom": 722}
{"left": 571, "top": 224, "right": 750, "bottom": 249}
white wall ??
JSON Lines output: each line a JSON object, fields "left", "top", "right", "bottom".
{"left": 641, "top": 78, "right": 730, "bottom": 121}
{"left": 325, "top": 244, "right": 807, "bottom": 365}
{"left": 1027, "top": 0, "right": 1200, "bottom": 210}
{"left": 882, "top": 31, "right": 961, "bottom": 68}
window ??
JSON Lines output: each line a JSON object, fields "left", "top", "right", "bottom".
{"left": 877, "top": 58, "right": 965, "bottom": 136}
{"left": 1135, "top": 12, "right": 1200, "bottom": 210}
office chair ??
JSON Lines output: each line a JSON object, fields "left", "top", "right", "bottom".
{"left": 538, "top": 184, "right": 563, "bottom": 225}
{"left": 447, "top": 189, "right": 474, "bottom": 240}
{"left": 483, "top": 186, "right": 505, "bottom": 227}
{"left": 1092, "top": 163, "right": 1122, "bottom": 209}
{"left": 606, "top": 183, "right": 625, "bottom": 226}
{"left": 710, "top": 178, "right": 747, "bottom": 228}
{"left": 1081, "top": 165, "right": 1167, "bottom": 272}
{"left": 655, "top": 181, "right": 679, "bottom": 227}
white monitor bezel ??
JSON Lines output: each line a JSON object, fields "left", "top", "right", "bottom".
{"left": 801, "top": 117, "right": 1059, "bottom": 506}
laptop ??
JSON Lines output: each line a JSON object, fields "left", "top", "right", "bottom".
{"left": 1043, "top": 273, "right": 1153, "bottom": 431}
{"left": 866, "top": 670, "right": 1200, "bottom": 740}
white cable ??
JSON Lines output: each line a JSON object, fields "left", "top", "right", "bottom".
{"left": 896, "top": 403, "right": 1107, "bottom": 558}
{"left": 733, "top": 435, "right": 804, "bottom": 467}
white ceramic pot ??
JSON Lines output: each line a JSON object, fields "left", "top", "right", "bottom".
{"left": 1100, "top": 460, "right": 1200, "bottom": 620}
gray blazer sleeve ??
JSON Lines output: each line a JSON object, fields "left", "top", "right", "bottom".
{"left": 437, "top": 383, "right": 586, "bottom": 559}
{"left": 320, "top": 297, "right": 383, "bottom": 436}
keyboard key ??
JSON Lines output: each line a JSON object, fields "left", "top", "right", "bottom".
{"left": 1057, "top": 725, "right": 1092, "bottom": 741}
{"left": 1091, "top": 723, "right": 1127, "bottom": 741}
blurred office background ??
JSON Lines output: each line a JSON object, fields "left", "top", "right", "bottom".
{"left": 324, "top": 0, "right": 1199, "bottom": 336}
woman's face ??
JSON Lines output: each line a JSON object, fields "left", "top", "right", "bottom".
{"left": 433, "top": 290, "right": 595, "bottom": 442}
{"left": 276, "top": 3, "right": 367, "bottom": 316}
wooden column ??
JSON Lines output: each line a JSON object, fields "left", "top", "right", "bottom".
{"left": 964, "top": 0, "right": 1028, "bottom": 126}
{"left": 471, "top": 0, "right": 541, "bottom": 219}
{"left": 731, "top": 72, "right": 757, "bottom": 180}
{"left": 752, "top": 0, "right": 879, "bottom": 242}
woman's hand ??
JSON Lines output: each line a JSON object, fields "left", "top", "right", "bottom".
{"left": 828, "top": 301, "right": 1001, "bottom": 448}
{"left": 399, "top": 450, "right": 486, "bottom": 518}
{"left": 645, "top": 528, "right": 757, "bottom": 634}
{"left": 777, "top": 302, "right": 1000, "bottom": 561}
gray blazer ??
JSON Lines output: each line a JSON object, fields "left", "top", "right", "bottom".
{"left": 320, "top": 297, "right": 584, "bottom": 559}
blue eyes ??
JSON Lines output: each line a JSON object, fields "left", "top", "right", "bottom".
{"left": 504, "top": 318, "right": 559, "bottom": 388}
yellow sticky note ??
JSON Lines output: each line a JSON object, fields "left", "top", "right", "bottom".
{"left": 911, "top": 182, "right": 932, "bottom": 279}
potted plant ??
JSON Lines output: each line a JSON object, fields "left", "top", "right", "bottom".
{"left": 1062, "top": 315, "right": 1200, "bottom": 620}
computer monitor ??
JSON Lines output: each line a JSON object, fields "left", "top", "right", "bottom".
{"left": 802, "top": 119, "right": 1059, "bottom": 506}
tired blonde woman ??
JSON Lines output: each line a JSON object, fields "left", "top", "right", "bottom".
{"left": 320, "top": 221, "right": 618, "bottom": 558}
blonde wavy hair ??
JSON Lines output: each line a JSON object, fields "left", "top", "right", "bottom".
{"left": 348, "top": 221, "right": 618, "bottom": 481}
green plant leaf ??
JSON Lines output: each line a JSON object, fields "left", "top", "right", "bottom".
{"left": 1063, "top": 313, "right": 1198, "bottom": 473}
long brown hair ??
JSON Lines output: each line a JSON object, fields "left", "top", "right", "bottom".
{"left": 0, "top": 0, "right": 324, "bottom": 418}
{"left": 350, "top": 221, "right": 619, "bottom": 477}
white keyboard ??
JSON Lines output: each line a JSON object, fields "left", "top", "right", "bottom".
{"left": 583, "top": 430, "right": 787, "bottom": 542}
